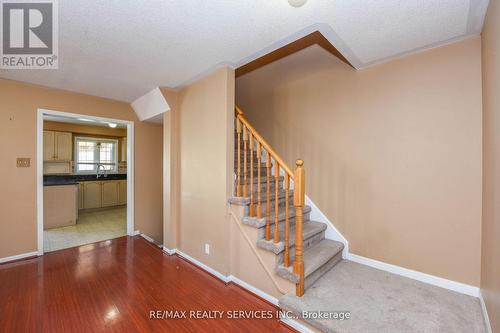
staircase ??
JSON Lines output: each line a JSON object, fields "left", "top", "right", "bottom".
{"left": 232, "top": 106, "right": 344, "bottom": 297}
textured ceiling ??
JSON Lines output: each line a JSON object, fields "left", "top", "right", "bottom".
{"left": 0, "top": 0, "right": 489, "bottom": 102}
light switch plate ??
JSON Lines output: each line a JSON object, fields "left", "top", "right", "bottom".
{"left": 16, "top": 158, "right": 30, "bottom": 168}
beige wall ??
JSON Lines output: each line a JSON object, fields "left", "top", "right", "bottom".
{"left": 0, "top": 79, "right": 163, "bottom": 258}
{"left": 162, "top": 67, "right": 234, "bottom": 274}
{"left": 236, "top": 38, "right": 483, "bottom": 286}
{"left": 481, "top": 1, "right": 500, "bottom": 331}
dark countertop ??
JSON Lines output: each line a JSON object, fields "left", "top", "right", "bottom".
{"left": 44, "top": 182, "right": 79, "bottom": 187}
{"left": 44, "top": 174, "right": 127, "bottom": 186}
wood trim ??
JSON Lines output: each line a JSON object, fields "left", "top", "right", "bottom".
{"left": 236, "top": 30, "right": 354, "bottom": 77}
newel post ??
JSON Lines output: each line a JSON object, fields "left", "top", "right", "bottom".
{"left": 293, "top": 159, "right": 305, "bottom": 297}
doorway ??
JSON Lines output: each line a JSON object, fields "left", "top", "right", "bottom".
{"left": 36, "top": 109, "right": 135, "bottom": 254}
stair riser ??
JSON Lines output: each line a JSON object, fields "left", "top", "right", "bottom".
{"left": 235, "top": 182, "right": 283, "bottom": 194}
{"left": 258, "top": 196, "right": 294, "bottom": 213}
{"left": 241, "top": 189, "right": 293, "bottom": 205}
{"left": 234, "top": 163, "right": 268, "bottom": 169}
{"left": 237, "top": 169, "right": 273, "bottom": 177}
{"left": 255, "top": 212, "right": 311, "bottom": 239}
{"left": 303, "top": 252, "right": 343, "bottom": 291}
{"left": 276, "top": 232, "right": 325, "bottom": 266}
{"left": 234, "top": 152, "right": 260, "bottom": 159}
{"left": 246, "top": 205, "right": 311, "bottom": 226}
{"left": 236, "top": 176, "right": 284, "bottom": 185}
{"left": 235, "top": 188, "right": 285, "bottom": 201}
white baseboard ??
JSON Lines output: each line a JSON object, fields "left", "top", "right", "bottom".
{"left": 347, "top": 253, "right": 480, "bottom": 297}
{"left": 479, "top": 291, "right": 493, "bottom": 333}
{"left": 159, "top": 246, "right": 329, "bottom": 333}
{"left": 133, "top": 230, "right": 140, "bottom": 236}
{"left": 140, "top": 233, "right": 155, "bottom": 243}
{"left": 162, "top": 246, "right": 177, "bottom": 255}
{"left": 163, "top": 247, "right": 231, "bottom": 283}
{"left": 228, "top": 275, "right": 279, "bottom": 306}
{"left": 0, "top": 251, "right": 38, "bottom": 264}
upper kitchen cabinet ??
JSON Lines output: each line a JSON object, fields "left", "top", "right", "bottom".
{"left": 55, "top": 132, "right": 72, "bottom": 161}
{"left": 43, "top": 131, "right": 72, "bottom": 161}
{"left": 43, "top": 131, "right": 55, "bottom": 161}
{"left": 120, "top": 137, "right": 127, "bottom": 162}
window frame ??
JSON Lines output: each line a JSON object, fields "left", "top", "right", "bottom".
{"left": 74, "top": 136, "right": 119, "bottom": 174}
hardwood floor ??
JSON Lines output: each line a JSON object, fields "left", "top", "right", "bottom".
{"left": 0, "top": 236, "right": 296, "bottom": 332}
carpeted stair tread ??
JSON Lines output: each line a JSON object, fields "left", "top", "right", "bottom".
{"left": 276, "top": 239, "right": 344, "bottom": 284}
{"left": 242, "top": 205, "right": 312, "bottom": 228}
{"left": 256, "top": 220, "right": 326, "bottom": 254}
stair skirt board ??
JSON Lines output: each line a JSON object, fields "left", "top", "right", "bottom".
{"left": 161, "top": 246, "right": 316, "bottom": 333}
{"left": 479, "top": 291, "right": 493, "bottom": 333}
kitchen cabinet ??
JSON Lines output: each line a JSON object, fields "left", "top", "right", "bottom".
{"left": 79, "top": 180, "right": 127, "bottom": 210}
{"left": 43, "top": 130, "right": 72, "bottom": 161}
{"left": 102, "top": 181, "right": 119, "bottom": 207}
{"left": 44, "top": 185, "right": 78, "bottom": 229}
{"left": 120, "top": 137, "right": 127, "bottom": 162}
{"left": 118, "top": 180, "right": 127, "bottom": 205}
{"left": 43, "top": 131, "right": 55, "bottom": 161}
{"left": 78, "top": 183, "right": 84, "bottom": 209}
{"left": 82, "top": 181, "right": 102, "bottom": 209}
{"left": 55, "top": 131, "right": 72, "bottom": 161}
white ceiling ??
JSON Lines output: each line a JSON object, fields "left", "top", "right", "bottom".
{"left": 0, "top": 0, "right": 489, "bottom": 102}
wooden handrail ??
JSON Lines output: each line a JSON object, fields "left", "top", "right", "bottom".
{"left": 235, "top": 105, "right": 305, "bottom": 297}
{"left": 236, "top": 106, "right": 294, "bottom": 177}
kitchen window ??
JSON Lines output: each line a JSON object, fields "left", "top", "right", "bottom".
{"left": 75, "top": 137, "right": 118, "bottom": 173}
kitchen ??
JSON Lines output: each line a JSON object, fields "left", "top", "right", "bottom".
{"left": 42, "top": 115, "right": 128, "bottom": 252}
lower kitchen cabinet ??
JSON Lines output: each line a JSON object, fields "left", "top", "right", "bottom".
{"left": 78, "top": 183, "right": 84, "bottom": 209}
{"left": 102, "top": 181, "right": 119, "bottom": 207}
{"left": 82, "top": 181, "right": 102, "bottom": 209}
{"left": 80, "top": 180, "right": 126, "bottom": 210}
{"left": 118, "top": 180, "right": 127, "bottom": 205}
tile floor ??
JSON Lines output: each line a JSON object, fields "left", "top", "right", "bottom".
{"left": 44, "top": 207, "right": 126, "bottom": 252}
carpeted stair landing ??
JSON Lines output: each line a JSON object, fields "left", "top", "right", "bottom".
{"left": 279, "top": 260, "right": 487, "bottom": 333}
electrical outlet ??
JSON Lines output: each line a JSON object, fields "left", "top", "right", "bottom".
{"left": 16, "top": 158, "right": 30, "bottom": 168}
{"left": 204, "top": 243, "right": 210, "bottom": 255}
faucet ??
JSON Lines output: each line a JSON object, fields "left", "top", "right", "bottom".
{"left": 96, "top": 164, "right": 107, "bottom": 179}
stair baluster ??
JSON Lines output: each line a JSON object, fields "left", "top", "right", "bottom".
{"left": 236, "top": 119, "right": 242, "bottom": 196}
{"left": 256, "top": 142, "right": 262, "bottom": 219}
{"left": 274, "top": 162, "right": 280, "bottom": 243}
{"left": 249, "top": 132, "right": 254, "bottom": 217}
{"left": 265, "top": 150, "right": 271, "bottom": 241}
{"left": 284, "top": 174, "right": 290, "bottom": 267}
{"left": 243, "top": 126, "right": 248, "bottom": 197}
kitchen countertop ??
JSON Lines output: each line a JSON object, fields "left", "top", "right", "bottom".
{"left": 44, "top": 174, "right": 127, "bottom": 186}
